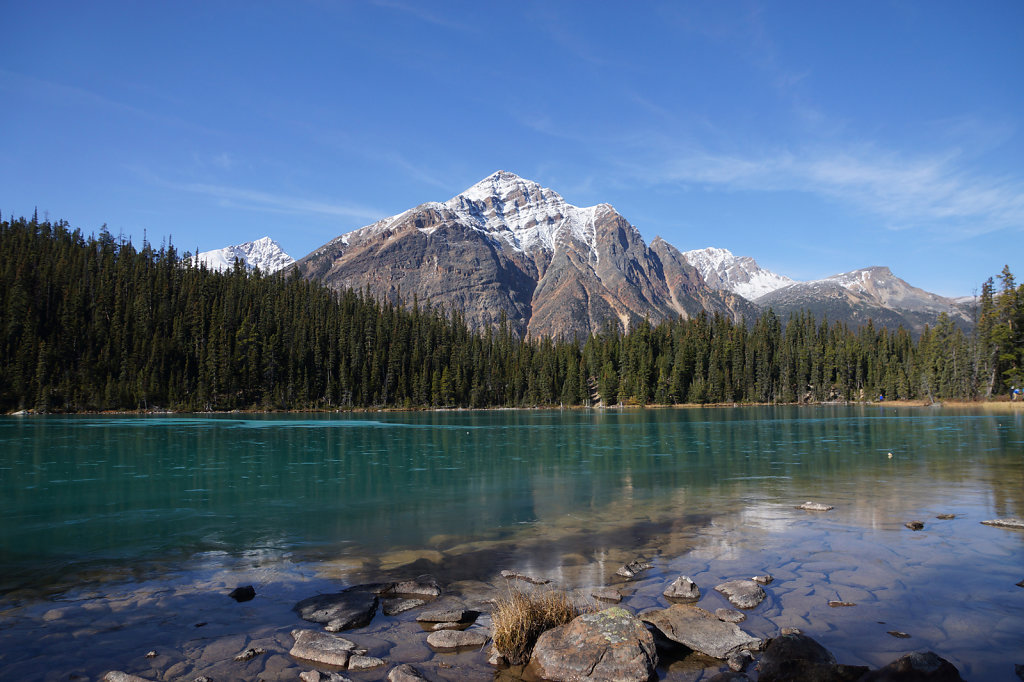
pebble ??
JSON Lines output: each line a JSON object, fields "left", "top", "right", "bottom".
{"left": 936, "top": 513, "right": 956, "bottom": 519}
{"left": 752, "top": 574, "right": 774, "bottom": 585}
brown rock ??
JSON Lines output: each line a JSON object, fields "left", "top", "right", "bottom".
{"left": 905, "top": 521, "right": 925, "bottom": 531}
{"left": 757, "top": 633, "right": 868, "bottom": 682}
{"left": 527, "top": 607, "right": 657, "bottom": 681}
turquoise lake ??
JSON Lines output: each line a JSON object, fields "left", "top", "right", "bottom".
{"left": 1, "top": 407, "right": 1022, "bottom": 680}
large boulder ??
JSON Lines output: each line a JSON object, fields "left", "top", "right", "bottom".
{"left": 527, "top": 607, "right": 657, "bottom": 681}
{"left": 757, "top": 633, "right": 867, "bottom": 682}
{"left": 293, "top": 590, "right": 378, "bottom": 631}
{"left": 642, "top": 605, "right": 761, "bottom": 659}
{"left": 858, "top": 652, "right": 965, "bottom": 681}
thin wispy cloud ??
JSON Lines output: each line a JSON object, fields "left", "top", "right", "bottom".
{"left": 371, "top": 0, "right": 476, "bottom": 33}
{"left": 631, "top": 144, "right": 1024, "bottom": 238}
{"left": 168, "top": 180, "right": 385, "bottom": 222}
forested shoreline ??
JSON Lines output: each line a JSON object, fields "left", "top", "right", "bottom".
{"left": 1, "top": 215, "right": 1021, "bottom": 412}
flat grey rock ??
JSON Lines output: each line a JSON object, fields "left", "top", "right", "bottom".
{"left": 642, "top": 604, "right": 761, "bottom": 659}
{"left": 715, "top": 579, "right": 767, "bottom": 609}
{"left": 591, "top": 586, "right": 623, "bottom": 602}
{"left": 981, "top": 517, "right": 1024, "bottom": 529}
{"left": 416, "top": 607, "right": 477, "bottom": 623}
{"left": 663, "top": 575, "right": 700, "bottom": 602}
{"left": 382, "top": 598, "right": 426, "bottom": 616}
{"left": 290, "top": 628, "right": 358, "bottom": 667}
{"left": 426, "top": 629, "right": 488, "bottom": 650}
{"left": 294, "top": 590, "right": 378, "bottom": 631}
{"left": 348, "top": 654, "right": 385, "bottom": 670}
{"left": 797, "top": 501, "right": 834, "bottom": 511}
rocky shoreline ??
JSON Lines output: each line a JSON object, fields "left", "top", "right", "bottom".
{"left": 99, "top": 561, "right": 977, "bottom": 682}
{"left": 6, "top": 509, "right": 1023, "bottom": 681}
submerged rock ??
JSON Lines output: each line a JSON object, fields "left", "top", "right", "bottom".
{"left": 663, "top": 575, "right": 700, "bottom": 602}
{"left": 757, "top": 632, "right": 868, "bottom": 682}
{"left": 828, "top": 600, "right": 856, "bottom": 607}
{"left": 905, "top": 521, "right": 925, "bottom": 531}
{"left": 392, "top": 575, "right": 442, "bottom": 597}
{"left": 616, "top": 558, "right": 653, "bottom": 579}
{"left": 233, "top": 647, "right": 266, "bottom": 662}
{"left": 728, "top": 649, "right": 755, "bottom": 672}
{"left": 981, "top": 518, "right": 1024, "bottom": 529}
{"left": 228, "top": 585, "right": 256, "bottom": 602}
{"left": 936, "top": 513, "right": 956, "bottom": 520}
{"left": 716, "top": 608, "right": 746, "bottom": 623}
{"left": 300, "top": 672, "right": 352, "bottom": 682}
{"left": 500, "top": 569, "right": 551, "bottom": 585}
{"left": 798, "top": 501, "right": 834, "bottom": 512}
{"left": 715, "top": 579, "right": 767, "bottom": 609}
{"left": 528, "top": 607, "right": 657, "bottom": 681}
{"left": 293, "top": 590, "right": 378, "bottom": 631}
{"left": 887, "top": 630, "right": 912, "bottom": 639}
{"left": 642, "top": 604, "right": 761, "bottom": 659}
{"left": 859, "top": 651, "right": 965, "bottom": 681}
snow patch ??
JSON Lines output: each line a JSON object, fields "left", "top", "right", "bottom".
{"left": 198, "top": 236, "right": 295, "bottom": 273}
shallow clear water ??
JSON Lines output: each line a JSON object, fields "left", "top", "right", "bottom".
{"left": 0, "top": 407, "right": 1022, "bottom": 680}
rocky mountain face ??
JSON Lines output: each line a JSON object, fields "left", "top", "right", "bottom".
{"left": 198, "top": 236, "right": 295, "bottom": 273}
{"left": 293, "top": 171, "right": 750, "bottom": 338}
{"left": 687, "top": 249, "right": 972, "bottom": 333}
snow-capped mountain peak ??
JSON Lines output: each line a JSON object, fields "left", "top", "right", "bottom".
{"left": 683, "top": 247, "right": 794, "bottom": 301}
{"left": 198, "top": 237, "right": 295, "bottom": 273}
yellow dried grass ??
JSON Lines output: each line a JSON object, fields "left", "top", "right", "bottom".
{"left": 491, "top": 586, "right": 582, "bottom": 665}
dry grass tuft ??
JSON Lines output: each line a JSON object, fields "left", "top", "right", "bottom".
{"left": 491, "top": 586, "right": 583, "bottom": 665}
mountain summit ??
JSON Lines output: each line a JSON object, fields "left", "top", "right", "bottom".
{"left": 294, "top": 171, "right": 752, "bottom": 337}
{"left": 198, "top": 236, "right": 295, "bottom": 273}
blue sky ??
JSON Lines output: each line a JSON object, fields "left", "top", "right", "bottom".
{"left": 2, "top": 1, "right": 1021, "bottom": 297}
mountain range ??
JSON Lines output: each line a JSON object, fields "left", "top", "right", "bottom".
{"left": 207, "top": 172, "right": 974, "bottom": 337}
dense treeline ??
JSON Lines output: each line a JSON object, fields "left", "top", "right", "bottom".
{"left": 1, "top": 214, "right": 1021, "bottom": 412}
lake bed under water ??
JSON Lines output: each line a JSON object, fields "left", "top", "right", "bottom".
{"left": 0, "top": 407, "right": 1022, "bottom": 680}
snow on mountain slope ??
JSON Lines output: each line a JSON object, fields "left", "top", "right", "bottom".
{"left": 342, "top": 170, "right": 606, "bottom": 259}
{"left": 198, "top": 237, "right": 295, "bottom": 273}
{"left": 682, "top": 247, "right": 794, "bottom": 300}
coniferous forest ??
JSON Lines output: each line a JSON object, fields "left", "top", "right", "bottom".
{"left": 1, "top": 214, "right": 1022, "bottom": 412}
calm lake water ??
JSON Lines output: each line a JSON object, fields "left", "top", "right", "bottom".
{"left": 1, "top": 407, "right": 1022, "bottom": 680}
